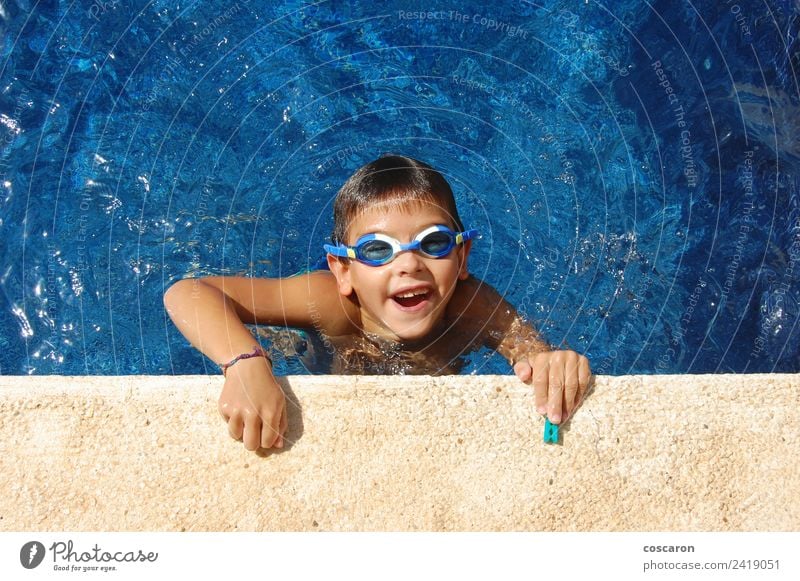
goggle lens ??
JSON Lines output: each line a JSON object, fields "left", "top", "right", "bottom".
{"left": 359, "top": 240, "right": 394, "bottom": 262}
{"left": 419, "top": 231, "right": 453, "bottom": 256}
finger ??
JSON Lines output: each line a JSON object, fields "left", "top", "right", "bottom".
{"left": 260, "top": 410, "right": 281, "bottom": 449}
{"left": 548, "top": 352, "right": 565, "bottom": 423}
{"left": 243, "top": 413, "right": 262, "bottom": 451}
{"left": 273, "top": 407, "right": 286, "bottom": 448}
{"left": 563, "top": 351, "right": 580, "bottom": 419}
{"left": 218, "top": 400, "right": 230, "bottom": 422}
{"left": 578, "top": 355, "right": 592, "bottom": 404}
{"left": 532, "top": 353, "right": 549, "bottom": 415}
{"left": 277, "top": 406, "right": 288, "bottom": 448}
{"left": 514, "top": 360, "right": 532, "bottom": 382}
{"left": 227, "top": 412, "right": 244, "bottom": 441}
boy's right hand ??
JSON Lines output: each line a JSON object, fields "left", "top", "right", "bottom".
{"left": 218, "top": 356, "right": 287, "bottom": 452}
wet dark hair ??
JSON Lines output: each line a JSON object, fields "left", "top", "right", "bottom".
{"left": 331, "top": 154, "right": 465, "bottom": 245}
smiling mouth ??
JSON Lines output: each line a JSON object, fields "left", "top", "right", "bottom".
{"left": 392, "top": 289, "right": 432, "bottom": 308}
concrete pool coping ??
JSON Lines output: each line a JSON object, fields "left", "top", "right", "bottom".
{"left": 1, "top": 373, "right": 798, "bottom": 531}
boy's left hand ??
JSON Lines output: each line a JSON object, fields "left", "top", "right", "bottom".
{"left": 514, "top": 350, "right": 592, "bottom": 424}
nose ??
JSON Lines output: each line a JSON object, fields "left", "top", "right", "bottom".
{"left": 390, "top": 248, "right": 425, "bottom": 273}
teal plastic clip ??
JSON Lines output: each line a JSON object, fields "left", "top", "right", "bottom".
{"left": 544, "top": 418, "right": 559, "bottom": 444}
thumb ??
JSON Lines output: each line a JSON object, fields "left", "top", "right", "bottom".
{"left": 514, "top": 360, "right": 532, "bottom": 382}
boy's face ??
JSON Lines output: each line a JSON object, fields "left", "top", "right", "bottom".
{"left": 327, "top": 201, "right": 471, "bottom": 342}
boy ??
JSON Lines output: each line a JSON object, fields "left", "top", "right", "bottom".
{"left": 164, "top": 155, "right": 592, "bottom": 453}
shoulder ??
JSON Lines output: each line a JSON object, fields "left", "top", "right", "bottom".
{"left": 445, "top": 275, "right": 529, "bottom": 348}
{"left": 302, "top": 270, "right": 361, "bottom": 336}
{"left": 445, "top": 275, "right": 505, "bottom": 329}
{"left": 446, "top": 275, "right": 501, "bottom": 315}
{"left": 292, "top": 271, "right": 361, "bottom": 336}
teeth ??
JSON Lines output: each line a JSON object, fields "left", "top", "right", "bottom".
{"left": 395, "top": 290, "right": 428, "bottom": 298}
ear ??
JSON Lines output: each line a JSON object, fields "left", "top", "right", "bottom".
{"left": 327, "top": 254, "right": 354, "bottom": 296}
{"left": 457, "top": 239, "right": 472, "bottom": 280}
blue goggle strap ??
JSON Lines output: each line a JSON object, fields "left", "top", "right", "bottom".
{"left": 457, "top": 228, "right": 479, "bottom": 245}
{"left": 322, "top": 243, "right": 357, "bottom": 259}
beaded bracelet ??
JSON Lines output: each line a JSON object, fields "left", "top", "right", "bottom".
{"left": 219, "top": 345, "right": 272, "bottom": 377}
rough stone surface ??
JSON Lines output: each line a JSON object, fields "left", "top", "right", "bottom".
{"left": 0, "top": 374, "right": 797, "bottom": 531}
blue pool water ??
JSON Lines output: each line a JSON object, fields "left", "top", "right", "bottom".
{"left": 0, "top": 0, "right": 798, "bottom": 375}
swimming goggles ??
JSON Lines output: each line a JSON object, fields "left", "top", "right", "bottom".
{"left": 324, "top": 225, "right": 478, "bottom": 266}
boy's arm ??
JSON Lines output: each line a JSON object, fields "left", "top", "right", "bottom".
{"left": 163, "top": 272, "right": 355, "bottom": 452}
{"left": 457, "top": 276, "right": 591, "bottom": 424}
{"left": 163, "top": 271, "right": 354, "bottom": 362}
